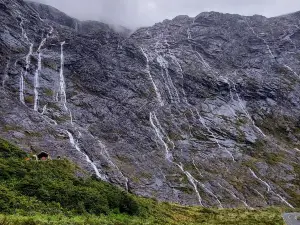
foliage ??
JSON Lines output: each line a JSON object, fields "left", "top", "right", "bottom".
{"left": 0, "top": 138, "right": 26, "bottom": 158}
{"left": 43, "top": 88, "right": 54, "bottom": 97}
{"left": 0, "top": 206, "right": 285, "bottom": 225}
{"left": 24, "top": 96, "right": 34, "bottom": 104}
{"left": 0, "top": 138, "right": 285, "bottom": 224}
{"left": 0, "top": 138, "right": 138, "bottom": 216}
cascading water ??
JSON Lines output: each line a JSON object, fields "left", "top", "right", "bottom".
{"left": 192, "top": 158, "right": 203, "bottom": 177}
{"left": 150, "top": 112, "right": 174, "bottom": 162}
{"left": 98, "top": 141, "right": 129, "bottom": 191}
{"left": 246, "top": 22, "right": 275, "bottom": 60}
{"left": 150, "top": 113, "right": 199, "bottom": 201}
{"left": 41, "top": 104, "right": 47, "bottom": 115}
{"left": 19, "top": 18, "right": 29, "bottom": 42}
{"left": 249, "top": 168, "right": 294, "bottom": 208}
{"left": 195, "top": 109, "right": 235, "bottom": 161}
{"left": 66, "top": 131, "right": 107, "bottom": 181}
{"left": 247, "top": 20, "right": 300, "bottom": 80}
{"left": 177, "top": 163, "right": 203, "bottom": 206}
{"left": 218, "top": 183, "right": 251, "bottom": 208}
{"left": 33, "top": 69, "right": 39, "bottom": 111}
{"left": 20, "top": 43, "right": 33, "bottom": 104}
{"left": 69, "top": 110, "right": 74, "bottom": 125}
{"left": 195, "top": 51, "right": 211, "bottom": 71}
{"left": 187, "top": 28, "right": 192, "bottom": 40}
{"left": 283, "top": 65, "right": 299, "bottom": 78}
{"left": 34, "top": 32, "right": 49, "bottom": 111}
{"left": 2, "top": 59, "right": 10, "bottom": 88}
{"left": 140, "top": 47, "right": 164, "bottom": 106}
{"left": 157, "top": 55, "right": 180, "bottom": 103}
{"left": 253, "top": 188, "right": 266, "bottom": 199}
{"left": 59, "top": 41, "right": 68, "bottom": 111}
{"left": 228, "top": 78, "right": 266, "bottom": 137}
{"left": 20, "top": 71, "right": 25, "bottom": 104}
{"left": 150, "top": 111, "right": 223, "bottom": 207}
{"left": 169, "top": 52, "right": 188, "bottom": 103}
{"left": 25, "top": 43, "right": 33, "bottom": 75}
{"left": 198, "top": 182, "right": 223, "bottom": 208}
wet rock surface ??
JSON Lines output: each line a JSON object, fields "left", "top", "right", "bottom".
{"left": 1, "top": 0, "right": 300, "bottom": 208}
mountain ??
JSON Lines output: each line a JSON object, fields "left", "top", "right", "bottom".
{"left": 1, "top": 0, "right": 300, "bottom": 208}
{"left": 0, "top": 137, "right": 284, "bottom": 224}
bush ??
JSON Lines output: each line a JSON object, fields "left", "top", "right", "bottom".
{"left": 0, "top": 138, "right": 26, "bottom": 159}
{"left": 0, "top": 138, "right": 139, "bottom": 216}
{"left": 0, "top": 138, "right": 285, "bottom": 225}
{"left": 24, "top": 96, "right": 34, "bottom": 104}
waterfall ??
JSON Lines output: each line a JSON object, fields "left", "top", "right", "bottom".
{"left": 20, "top": 43, "right": 33, "bottom": 104}
{"left": 249, "top": 169, "right": 271, "bottom": 192}
{"left": 41, "top": 104, "right": 47, "bottom": 115}
{"left": 47, "top": 26, "right": 54, "bottom": 38}
{"left": 169, "top": 53, "right": 188, "bottom": 103}
{"left": 34, "top": 36, "right": 48, "bottom": 111}
{"left": 229, "top": 79, "right": 266, "bottom": 137}
{"left": 249, "top": 168, "right": 294, "bottom": 208}
{"left": 66, "top": 131, "right": 107, "bottom": 181}
{"left": 247, "top": 22, "right": 275, "bottom": 60}
{"left": 195, "top": 109, "right": 235, "bottom": 161}
{"left": 140, "top": 48, "right": 164, "bottom": 106}
{"left": 195, "top": 51, "right": 211, "bottom": 71}
{"left": 283, "top": 65, "right": 300, "bottom": 78}
{"left": 33, "top": 69, "right": 39, "bottom": 111}
{"left": 20, "top": 71, "right": 25, "bottom": 104}
{"left": 150, "top": 111, "right": 225, "bottom": 207}
{"left": 253, "top": 188, "right": 266, "bottom": 199}
{"left": 19, "top": 18, "right": 29, "bottom": 42}
{"left": 98, "top": 141, "right": 129, "bottom": 191}
{"left": 192, "top": 158, "right": 203, "bottom": 177}
{"left": 177, "top": 163, "right": 203, "bottom": 206}
{"left": 149, "top": 112, "right": 174, "bottom": 162}
{"left": 157, "top": 55, "right": 180, "bottom": 103}
{"left": 59, "top": 41, "right": 68, "bottom": 111}
{"left": 25, "top": 43, "right": 33, "bottom": 74}
{"left": 218, "top": 183, "right": 251, "bottom": 209}
{"left": 187, "top": 28, "right": 192, "bottom": 40}
{"left": 69, "top": 110, "right": 74, "bottom": 125}
{"left": 247, "top": 20, "right": 299, "bottom": 80}
{"left": 2, "top": 59, "right": 10, "bottom": 88}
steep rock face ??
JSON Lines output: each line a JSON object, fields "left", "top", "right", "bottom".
{"left": 1, "top": 0, "right": 300, "bottom": 208}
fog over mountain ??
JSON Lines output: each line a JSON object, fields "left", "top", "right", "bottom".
{"left": 31, "top": 0, "right": 300, "bottom": 29}
{"left": 3, "top": 0, "right": 300, "bottom": 211}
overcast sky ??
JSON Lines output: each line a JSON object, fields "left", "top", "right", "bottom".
{"left": 32, "top": 0, "right": 300, "bottom": 29}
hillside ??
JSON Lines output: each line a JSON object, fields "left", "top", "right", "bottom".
{"left": 1, "top": 0, "right": 300, "bottom": 208}
{"left": 0, "top": 137, "right": 285, "bottom": 224}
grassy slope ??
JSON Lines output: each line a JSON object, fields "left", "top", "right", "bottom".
{"left": 0, "top": 138, "right": 285, "bottom": 225}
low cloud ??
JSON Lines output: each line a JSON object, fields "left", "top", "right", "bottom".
{"left": 32, "top": 0, "right": 300, "bottom": 29}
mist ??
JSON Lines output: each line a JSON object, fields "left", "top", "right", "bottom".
{"left": 32, "top": 0, "right": 300, "bottom": 29}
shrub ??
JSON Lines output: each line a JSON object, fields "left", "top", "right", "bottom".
{"left": 0, "top": 138, "right": 139, "bottom": 216}
{"left": 24, "top": 96, "right": 34, "bottom": 104}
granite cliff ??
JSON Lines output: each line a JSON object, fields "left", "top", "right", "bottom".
{"left": 1, "top": 0, "right": 300, "bottom": 208}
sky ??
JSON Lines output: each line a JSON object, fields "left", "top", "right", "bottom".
{"left": 32, "top": 0, "right": 300, "bottom": 29}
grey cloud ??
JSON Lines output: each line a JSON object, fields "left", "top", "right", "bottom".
{"left": 32, "top": 0, "right": 300, "bottom": 29}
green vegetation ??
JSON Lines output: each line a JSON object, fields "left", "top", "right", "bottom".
{"left": 0, "top": 138, "right": 138, "bottom": 216}
{"left": 44, "top": 88, "right": 54, "bottom": 97}
{"left": 0, "top": 138, "right": 285, "bottom": 224}
{"left": 3, "top": 125, "right": 22, "bottom": 132}
{"left": 243, "top": 140, "right": 284, "bottom": 166}
{"left": 0, "top": 206, "right": 285, "bottom": 225}
{"left": 24, "top": 96, "right": 34, "bottom": 104}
